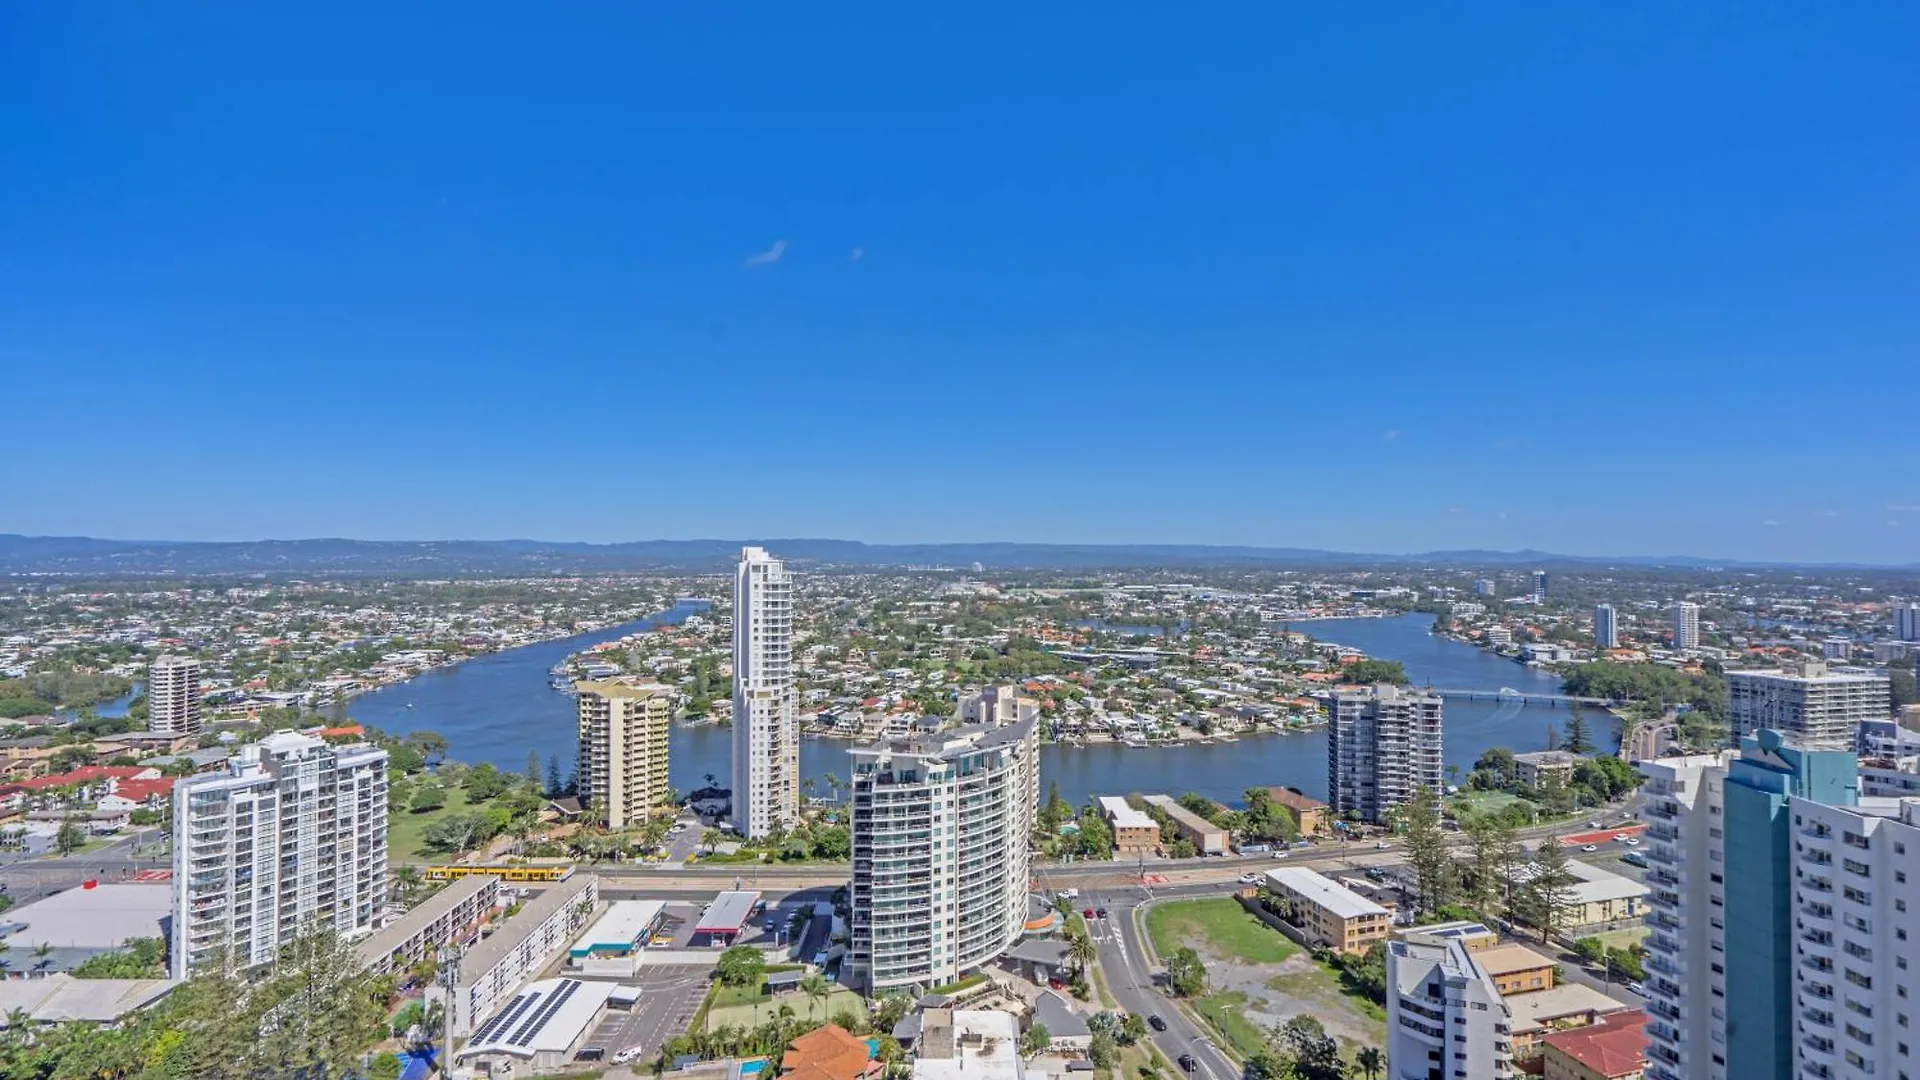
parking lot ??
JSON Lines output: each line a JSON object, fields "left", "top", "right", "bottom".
{"left": 580, "top": 968, "right": 711, "bottom": 1062}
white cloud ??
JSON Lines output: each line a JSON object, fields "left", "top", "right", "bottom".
{"left": 849, "top": 247, "right": 865, "bottom": 262}
{"left": 1382, "top": 429, "right": 1401, "bottom": 441}
{"left": 1887, "top": 503, "right": 1920, "bottom": 513}
{"left": 1763, "top": 519, "right": 1780, "bottom": 527}
{"left": 1819, "top": 509, "right": 1842, "bottom": 519}
{"left": 744, "top": 240, "right": 788, "bottom": 267}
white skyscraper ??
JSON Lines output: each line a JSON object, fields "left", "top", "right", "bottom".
{"left": 1473, "top": 578, "right": 1498, "bottom": 598}
{"left": 1637, "top": 751, "right": 1734, "bottom": 1080}
{"left": 1593, "top": 603, "right": 1619, "bottom": 649}
{"left": 1640, "top": 734, "right": 1920, "bottom": 1080}
{"left": 148, "top": 654, "right": 203, "bottom": 736}
{"left": 846, "top": 713, "right": 1039, "bottom": 993}
{"left": 1726, "top": 659, "right": 1890, "bottom": 751}
{"left": 172, "top": 732, "right": 389, "bottom": 978}
{"left": 1327, "top": 684, "right": 1443, "bottom": 824}
{"left": 1672, "top": 601, "right": 1701, "bottom": 651}
{"left": 1895, "top": 601, "right": 1920, "bottom": 643}
{"left": 1386, "top": 931, "right": 1514, "bottom": 1079}
{"left": 1529, "top": 569, "right": 1549, "bottom": 603}
{"left": 732, "top": 546, "right": 798, "bottom": 838}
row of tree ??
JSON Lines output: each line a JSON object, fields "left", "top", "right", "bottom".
{"left": 0, "top": 927, "right": 388, "bottom": 1080}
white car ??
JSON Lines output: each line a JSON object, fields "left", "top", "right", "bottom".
{"left": 1623, "top": 837, "right": 1640, "bottom": 846}
{"left": 1238, "top": 873, "right": 1261, "bottom": 884}
{"left": 613, "top": 1046, "right": 647, "bottom": 1065}
{"left": 1271, "top": 851, "right": 1290, "bottom": 860}
{"left": 1581, "top": 844, "right": 1599, "bottom": 852}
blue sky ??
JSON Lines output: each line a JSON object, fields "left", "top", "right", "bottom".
{"left": 3, "top": 5, "right": 1916, "bottom": 562}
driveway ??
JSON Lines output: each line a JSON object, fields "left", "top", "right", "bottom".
{"left": 581, "top": 968, "right": 711, "bottom": 1062}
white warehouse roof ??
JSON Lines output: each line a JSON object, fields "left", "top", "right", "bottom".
{"left": 456, "top": 977, "right": 613, "bottom": 1060}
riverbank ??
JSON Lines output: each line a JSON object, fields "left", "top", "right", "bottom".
{"left": 345, "top": 609, "right": 1617, "bottom": 810}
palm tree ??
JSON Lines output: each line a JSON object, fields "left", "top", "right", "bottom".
{"left": 800, "top": 972, "right": 830, "bottom": 1020}
{"left": 1355, "top": 1046, "right": 1384, "bottom": 1080}
{"left": 30, "top": 945, "right": 51, "bottom": 974}
{"left": 1067, "top": 932, "right": 1097, "bottom": 975}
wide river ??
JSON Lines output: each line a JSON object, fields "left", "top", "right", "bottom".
{"left": 344, "top": 607, "right": 1611, "bottom": 809}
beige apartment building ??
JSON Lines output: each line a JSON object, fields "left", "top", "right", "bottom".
{"left": 1264, "top": 866, "right": 1392, "bottom": 955}
{"left": 575, "top": 680, "right": 673, "bottom": 829}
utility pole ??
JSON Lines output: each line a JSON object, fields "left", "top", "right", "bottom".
{"left": 436, "top": 942, "right": 462, "bottom": 1075}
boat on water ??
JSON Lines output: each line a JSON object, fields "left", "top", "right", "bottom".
{"left": 1123, "top": 735, "right": 1150, "bottom": 749}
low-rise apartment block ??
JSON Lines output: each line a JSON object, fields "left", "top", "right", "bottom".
{"left": 447, "top": 873, "right": 600, "bottom": 1040}
{"left": 1264, "top": 867, "right": 1391, "bottom": 955}
{"left": 354, "top": 874, "right": 500, "bottom": 976}
{"left": 1096, "top": 796, "right": 1159, "bottom": 857}
{"left": 1142, "top": 794, "right": 1229, "bottom": 855}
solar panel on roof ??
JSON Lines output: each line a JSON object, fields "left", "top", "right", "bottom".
{"left": 507, "top": 979, "right": 581, "bottom": 1047}
{"left": 470, "top": 990, "right": 537, "bottom": 1046}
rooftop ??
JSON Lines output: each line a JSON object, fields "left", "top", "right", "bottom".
{"left": 456, "top": 874, "right": 596, "bottom": 983}
{"left": 1096, "top": 796, "right": 1154, "bottom": 831}
{"left": 697, "top": 890, "right": 762, "bottom": 934}
{"left": 1473, "top": 944, "right": 1555, "bottom": 978}
{"left": 571, "top": 899, "right": 665, "bottom": 956}
{"left": 1502, "top": 983, "right": 1634, "bottom": 1036}
{"left": 1262, "top": 787, "right": 1327, "bottom": 813}
{"left": 0, "top": 974, "right": 175, "bottom": 1025}
{"left": 456, "top": 977, "right": 614, "bottom": 1059}
{"left": 353, "top": 874, "right": 498, "bottom": 971}
{"left": 1542, "top": 1009, "right": 1647, "bottom": 1078}
{"left": 1, "top": 882, "right": 170, "bottom": 950}
{"left": 911, "top": 1009, "right": 1022, "bottom": 1080}
{"left": 1031, "top": 991, "right": 1090, "bottom": 1039}
{"left": 1266, "top": 866, "right": 1388, "bottom": 920}
{"left": 781, "top": 1023, "right": 875, "bottom": 1080}
{"left": 1142, "top": 794, "right": 1226, "bottom": 836}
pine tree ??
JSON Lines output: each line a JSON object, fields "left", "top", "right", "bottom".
{"left": 546, "top": 755, "right": 564, "bottom": 797}
{"left": 1564, "top": 711, "right": 1594, "bottom": 755}
{"left": 525, "top": 751, "right": 543, "bottom": 788}
{"left": 1400, "top": 786, "right": 1456, "bottom": 913}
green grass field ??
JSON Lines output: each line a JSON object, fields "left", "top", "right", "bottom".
{"left": 1189, "top": 990, "right": 1271, "bottom": 1062}
{"left": 388, "top": 789, "right": 484, "bottom": 863}
{"left": 1145, "top": 898, "right": 1299, "bottom": 965}
{"left": 704, "top": 987, "right": 867, "bottom": 1031}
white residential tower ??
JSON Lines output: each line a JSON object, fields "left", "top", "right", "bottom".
{"left": 732, "top": 546, "right": 799, "bottom": 838}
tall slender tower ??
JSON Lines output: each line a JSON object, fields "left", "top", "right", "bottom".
{"left": 575, "top": 680, "right": 673, "bottom": 829}
{"left": 1672, "top": 601, "right": 1701, "bottom": 651}
{"left": 732, "top": 547, "right": 798, "bottom": 838}
{"left": 148, "top": 654, "right": 203, "bottom": 736}
{"left": 1593, "top": 603, "right": 1619, "bottom": 649}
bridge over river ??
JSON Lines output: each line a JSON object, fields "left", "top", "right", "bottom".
{"left": 1432, "top": 687, "right": 1614, "bottom": 708}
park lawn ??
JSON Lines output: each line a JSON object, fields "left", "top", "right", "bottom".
{"left": 388, "top": 789, "right": 481, "bottom": 863}
{"left": 1189, "top": 991, "right": 1269, "bottom": 1063}
{"left": 1145, "top": 899, "right": 1298, "bottom": 966}
{"left": 1592, "top": 926, "right": 1650, "bottom": 950}
{"left": 704, "top": 988, "right": 866, "bottom": 1031}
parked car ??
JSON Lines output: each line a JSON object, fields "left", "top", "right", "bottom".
{"left": 575, "top": 1048, "right": 606, "bottom": 1062}
{"left": 614, "top": 1046, "right": 647, "bottom": 1065}
{"left": 1581, "top": 844, "right": 1599, "bottom": 852}
{"left": 1272, "top": 850, "right": 1290, "bottom": 859}
{"left": 1094, "top": 908, "right": 1109, "bottom": 919}
{"left": 1238, "top": 873, "right": 1261, "bottom": 884}
{"left": 1626, "top": 981, "right": 1646, "bottom": 997}
{"left": 1083, "top": 908, "right": 1096, "bottom": 919}
{"left": 1623, "top": 837, "right": 1640, "bottom": 846}
{"left": 1613, "top": 832, "right": 1630, "bottom": 842}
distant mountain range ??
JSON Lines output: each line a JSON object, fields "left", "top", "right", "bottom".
{"left": 2, "top": 534, "right": 1912, "bottom": 576}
